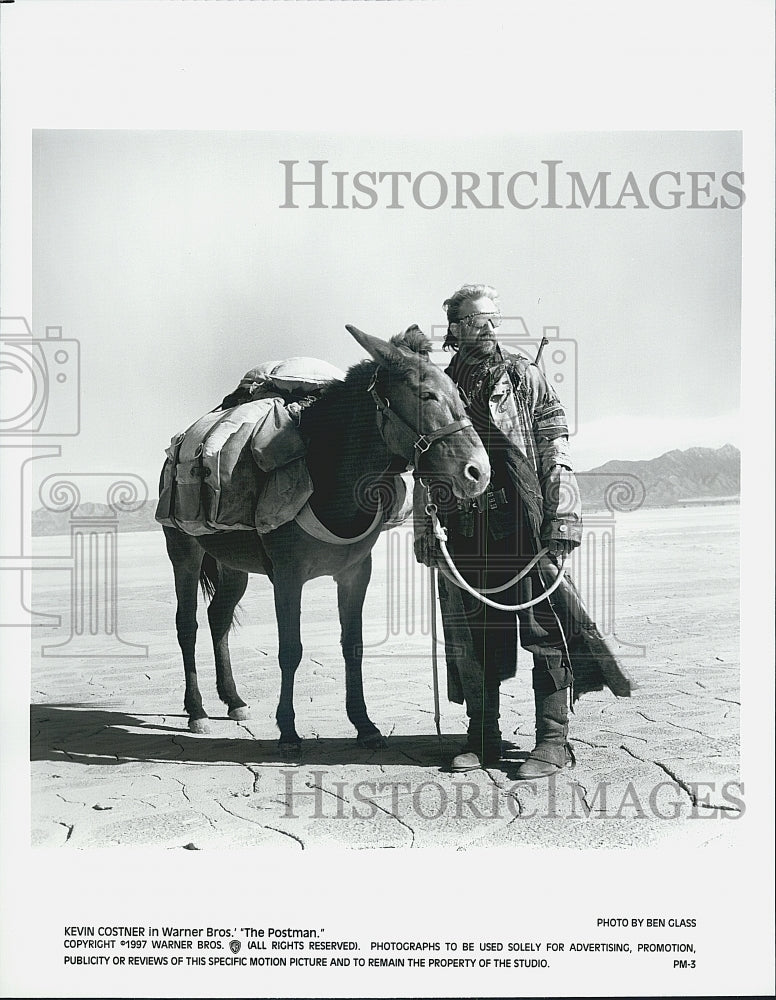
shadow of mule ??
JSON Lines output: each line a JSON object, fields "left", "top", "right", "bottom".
{"left": 31, "top": 703, "right": 503, "bottom": 769}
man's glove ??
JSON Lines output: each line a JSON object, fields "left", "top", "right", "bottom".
{"left": 414, "top": 527, "right": 440, "bottom": 567}
{"left": 545, "top": 537, "right": 576, "bottom": 567}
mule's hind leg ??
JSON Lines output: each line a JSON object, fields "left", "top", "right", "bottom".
{"left": 206, "top": 561, "right": 251, "bottom": 721}
{"left": 336, "top": 555, "right": 385, "bottom": 748}
{"left": 273, "top": 575, "right": 304, "bottom": 747}
{"left": 164, "top": 527, "right": 209, "bottom": 733}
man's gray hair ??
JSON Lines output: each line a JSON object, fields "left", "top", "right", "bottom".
{"left": 442, "top": 283, "right": 500, "bottom": 350}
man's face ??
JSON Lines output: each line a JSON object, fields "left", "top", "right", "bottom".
{"left": 453, "top": 296, "right": 501, "bottom": 359}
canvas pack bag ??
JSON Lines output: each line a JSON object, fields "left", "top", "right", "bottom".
{"left": 155, "top": 399, "right": 276, "bottom": 535}
{"left": 156, "top": 357, "right": 344, "bottom": 535}
{"left": 249, "top": 397, "right": 312, "bottom": 533}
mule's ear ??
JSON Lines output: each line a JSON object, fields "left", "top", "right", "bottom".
{"left": 346, "top": 324, "right": 400, "bottom": 367}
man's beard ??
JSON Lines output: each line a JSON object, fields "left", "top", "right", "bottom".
{"left": 460, "top": 335, "right": 498, "bottom": 362}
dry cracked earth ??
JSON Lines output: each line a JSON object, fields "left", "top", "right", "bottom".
{"left": 29, "top": 506, "right": 740, "bottom": 850}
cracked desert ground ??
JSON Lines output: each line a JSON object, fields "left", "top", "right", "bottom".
{"left": 29, "top": 504, "right": 740, "bottom": 849}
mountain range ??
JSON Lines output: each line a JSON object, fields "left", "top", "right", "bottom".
{"left": 577, "top": 443, "right": 740, "bottom": 511}
{"left": 30, "top": 444, "right": 740, "bottom": 536}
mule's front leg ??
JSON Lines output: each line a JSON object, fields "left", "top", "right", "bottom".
{"left": 273, "top": 578, "right": 304, "bottom": 746}
{"left": 337, "top": 556, "right": 385, "bottom": 748}
{"left": 207, "top": 563, "right": 251, "bottom": 721}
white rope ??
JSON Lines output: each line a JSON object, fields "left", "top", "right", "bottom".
{"left": 427, "top": 504, "right": 566, "bottom": 612}
{"left": 458, "top": 545, "right": 546, "bottom": 593}
{"left": 429, "top": 566, "right": 443, "bottom": 747}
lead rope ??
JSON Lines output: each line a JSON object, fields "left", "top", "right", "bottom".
{"left": 425, "top": 499, "right": 566, "bottom": 612}
{"left": 429, "top": 566, "right": 443, "bottom": 754}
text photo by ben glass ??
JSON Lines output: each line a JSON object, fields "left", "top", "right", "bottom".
{"left": 0, "top": 2, "right": 774, "bottom": 1000}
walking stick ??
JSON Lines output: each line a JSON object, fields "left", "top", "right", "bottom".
{"left": 428, "top": 564, "right": 443, "bottom": 759}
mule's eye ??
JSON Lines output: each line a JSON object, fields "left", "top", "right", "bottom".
{"left": 420, "top": 392, "right": 438, "bottom": 402}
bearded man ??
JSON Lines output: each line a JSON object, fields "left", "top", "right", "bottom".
{"left": 415, "top": 283, "right": 584, "bottom": 777}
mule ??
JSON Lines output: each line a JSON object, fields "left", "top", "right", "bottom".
{"left": 162, "top": 324, "right": 490, "bottom": 747}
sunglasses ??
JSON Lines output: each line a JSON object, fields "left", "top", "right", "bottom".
{"left": 458, "top": 312, "right": 502, "bottom": 330}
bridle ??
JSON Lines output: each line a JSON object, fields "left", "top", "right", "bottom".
{"left": 367, "top": 366, "right": 473, "bottom": 469}
{"left": 295, "top": 363, "right": 470, "bottom": 548}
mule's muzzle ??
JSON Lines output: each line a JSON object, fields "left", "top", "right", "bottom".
{"left": 453, "top": 456, "right": 490, "bottom": 499}
{"left": 463, "top": 460, "right": 488, "bottom": 491}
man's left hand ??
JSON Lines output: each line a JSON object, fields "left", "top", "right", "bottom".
{"left": 546, "top": 539, "right": 575, "bottom": 565}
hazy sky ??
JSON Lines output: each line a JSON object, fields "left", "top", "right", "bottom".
{"left": 31, "top": 129, "right": 741, "bottom": 495}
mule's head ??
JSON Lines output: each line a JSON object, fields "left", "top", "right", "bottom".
{"left": 346, "top": 324, "right": 490, "bottom": 499}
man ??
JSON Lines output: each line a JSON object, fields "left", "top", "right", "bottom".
{"left": 415, "top": 283, "right": 582, "bottom": 777}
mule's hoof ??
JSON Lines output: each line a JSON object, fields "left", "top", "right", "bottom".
{"left": 357, "top": 732, "right": 387, "bottom": 750}
{"left": 279, "top": 732, "right": 302, "bottom": 751}
{"left": 189, "top": 718, "right": 210, "bottom": 735}
{"left": 229, "top": 706, "right": 251, "bottom": 722}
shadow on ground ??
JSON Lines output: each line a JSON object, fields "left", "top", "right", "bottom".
{"left": 30, "top": 703, "right": 528, "bottom": 771}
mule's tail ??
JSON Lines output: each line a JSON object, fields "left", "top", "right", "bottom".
{"left": 199, "top": 552, "right": 219, "bottom": 602}
{"left": 198, "top": 552, "right": 242, "bottom": 628}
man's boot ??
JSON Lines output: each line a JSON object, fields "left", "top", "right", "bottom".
{"left": 451, "top": 730, "right": 502, "bottom": 772}
{"left": 516, "top": 686, "right": 574, "bottom": 779}
{"left": 451, "top": 673, "right": 502, "bottom": 772}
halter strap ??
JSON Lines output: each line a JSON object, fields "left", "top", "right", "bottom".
{"left": 367, "top": 367, "right": 473, "bottom": 465}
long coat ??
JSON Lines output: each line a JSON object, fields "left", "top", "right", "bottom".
{"left": 416, "top": 346, "right": 635, "bottom": 703}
